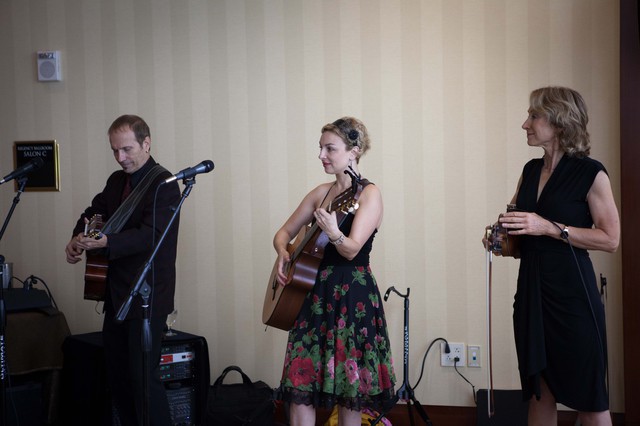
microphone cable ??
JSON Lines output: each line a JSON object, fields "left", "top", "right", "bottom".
{"left": 547, "top": 219, "right": 609, "bottom": 381}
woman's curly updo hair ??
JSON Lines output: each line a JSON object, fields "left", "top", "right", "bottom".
{"left": 321, "top": 116, "right": 371, "bottom": 163}
{"left": 529, "top": 86, "right": 591, "bottom": 158}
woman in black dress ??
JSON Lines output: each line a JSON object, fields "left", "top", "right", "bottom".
{"left": 273, "top": 117, "right": 395, "bottom": 426}
{"left": 492, "top": 87, "right": 619, "bottom": 425}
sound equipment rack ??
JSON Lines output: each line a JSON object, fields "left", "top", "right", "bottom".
{"left": 60, "top": 330, "right": 210, "bottom": 426}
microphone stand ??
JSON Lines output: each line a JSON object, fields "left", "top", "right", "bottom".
{"left": 370, "top": 286, "right": 432, "bottom": 426}
{"left": 0, "top": 176, "right": 29, "bottom": 426}
{"left": 114, "top": 177, "right": 194, "bottom": 426}
{"left": 0, "top": 253, "right": 6, "bottom": 426}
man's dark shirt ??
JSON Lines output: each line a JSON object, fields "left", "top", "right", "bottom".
{"left": 72, "top": 157, "right": 180, "bottom": 319}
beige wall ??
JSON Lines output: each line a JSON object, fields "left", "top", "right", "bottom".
{"left": 0, "top": 0, "right": 622, "bottom": 411}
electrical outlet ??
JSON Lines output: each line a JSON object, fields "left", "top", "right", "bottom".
{"left": 440, "top": 342, "right": 465, "bottom": 367}
{"left": 468, "top": 345, "right": 481, "bottom": 367}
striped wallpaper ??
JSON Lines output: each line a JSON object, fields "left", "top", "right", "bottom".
{"left": 0, "top": 0, "right": 622, "bottom": 411}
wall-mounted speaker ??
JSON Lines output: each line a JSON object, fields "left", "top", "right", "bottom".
{"left": 37, "top": 50, "right": 62, "bottom": 82}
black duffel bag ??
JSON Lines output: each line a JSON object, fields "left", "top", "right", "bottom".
{"left": 206, "top": 365, "right": 275, "bottom": 426}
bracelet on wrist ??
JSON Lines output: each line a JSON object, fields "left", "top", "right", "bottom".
{"left": 330, "top": 233, "right": 345, "bottom": 246}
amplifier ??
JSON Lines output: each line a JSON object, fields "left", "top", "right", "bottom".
{"left": 166, "top": 385, "right": 196, "bottom": 425}
{"left": 60, "top": 330, "right": 210, "bottom": 426}
{"left": 160, "top": 344, "right": 195, "bottom": 382}
{"left": 161, "top": 346, "right": 195, "bottom": 364}
{"left": 160, "top": 359, "right": 193, "bottom": 381}
{"left": 160, "top": 341, "right": 201, "bottom": 425}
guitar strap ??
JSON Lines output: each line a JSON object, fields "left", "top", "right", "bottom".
{"left": 101, "top": 164, "right": 168, "bottom": 235}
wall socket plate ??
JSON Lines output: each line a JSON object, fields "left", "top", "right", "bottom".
{"left": 440, "top": 342, "right": 465, "bottom": 367}
{"left": 467, "top": 344, "right": 481, "bottom": 367}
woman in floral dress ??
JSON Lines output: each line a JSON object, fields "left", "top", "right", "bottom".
{"left": 273, "top": 117, "right": 395, "bottom": 426}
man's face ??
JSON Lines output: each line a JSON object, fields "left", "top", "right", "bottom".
{"left": 109, "top": 127, "right": 150, "bottom": 174}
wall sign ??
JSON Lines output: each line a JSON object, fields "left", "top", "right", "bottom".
{"left": 13, "top": 141, "right": 60, "bottom": 191}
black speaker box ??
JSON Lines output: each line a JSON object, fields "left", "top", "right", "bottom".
{"left": 59, "top": 330, "right": 209, "bottom": 426}
{"left": 6, "top": 380, "right": 43, "bottom": 426}
{"left": 4, "top": 288, "right": 53, "bottom": 312}
{"left": 476, "top": 389, "right": 528, "bottom": 426}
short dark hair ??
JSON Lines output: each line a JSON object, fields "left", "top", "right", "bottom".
{"left": 108, "top": 114, "right": 151, "bottom": 145}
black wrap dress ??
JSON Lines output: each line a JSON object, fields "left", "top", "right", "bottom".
{"left": 514, "top": 154, "right": 609, "bottom": 411}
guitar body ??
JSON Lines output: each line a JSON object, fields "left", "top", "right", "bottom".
{"left": 262, "top": 178, "right": 367, "bottom": 331}
{"left": 84, "top": 252, "right": 108, "bottom": 301}
{"left": 83, "top": 214, "right": 108, "bottom": 301}
{"left": 262, "top": 234, "right": 322, "bottom": 330}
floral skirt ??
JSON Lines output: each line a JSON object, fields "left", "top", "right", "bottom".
{"left": 280, "top": 264, "right": 396, "bottom": 411}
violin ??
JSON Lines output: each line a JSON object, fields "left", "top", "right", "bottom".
{"left": 486, "top": 204, "right": 521, "bottom": 258}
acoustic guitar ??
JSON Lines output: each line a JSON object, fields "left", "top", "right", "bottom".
{"left": 262, "top": 181, "right": 366, "bottom": 330}
{"left": 84, "top": 214, "right": 108, "bottom": 301}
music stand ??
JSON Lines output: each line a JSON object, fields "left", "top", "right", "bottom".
{"left": 370, "top": 286, "right": 432, "bottom": 426}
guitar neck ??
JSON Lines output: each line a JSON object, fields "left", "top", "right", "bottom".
{"left": 292, "top": 184, "right": 363, "bottom": 260}
{"left": 291, "top": 222, "right": 321, "bottom": 260}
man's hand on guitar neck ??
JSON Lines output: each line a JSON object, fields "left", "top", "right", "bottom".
{"left": 65, "top": 235, "right": 84, "bottom": 264}
{"left": 76, "top": 231, "right": 108, "bottom": 251}
{"left": 65, "top": 232, "right": 108, "bottom": 264}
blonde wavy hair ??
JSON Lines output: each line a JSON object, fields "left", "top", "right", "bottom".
{"left": 321, "top": 117, "right": 371, "bottom": 163}
{"left": 529, "top": 86, "right": 591, "bottom": 158}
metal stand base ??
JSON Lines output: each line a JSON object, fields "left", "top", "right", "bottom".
{"left": 370, "top": 287, "right": 432, "bottom": 426}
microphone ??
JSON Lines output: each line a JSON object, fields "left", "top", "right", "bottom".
{"left": 0, "top": 158, "right": 45, "bottom": 185}
{"left": 164, "top": 160, "right": 214, "bottom": 184}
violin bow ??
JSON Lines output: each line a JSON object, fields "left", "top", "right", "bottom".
{"left": 485, "top": 227, "right": 496, "bottom": 418}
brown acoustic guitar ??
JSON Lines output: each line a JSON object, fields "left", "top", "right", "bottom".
{"left": 84, "top": 214, "right": 108, "bottom": 301}
{"left": 262, "top": 182, "right": 365, "bottom": 330}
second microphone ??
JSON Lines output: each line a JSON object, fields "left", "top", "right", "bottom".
{"left": 164, "top": 160, "right": 215, "bottom": 184}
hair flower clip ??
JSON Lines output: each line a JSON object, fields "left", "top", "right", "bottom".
{"left": 348, "top": 129, "right": 359, "bottom": 141}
